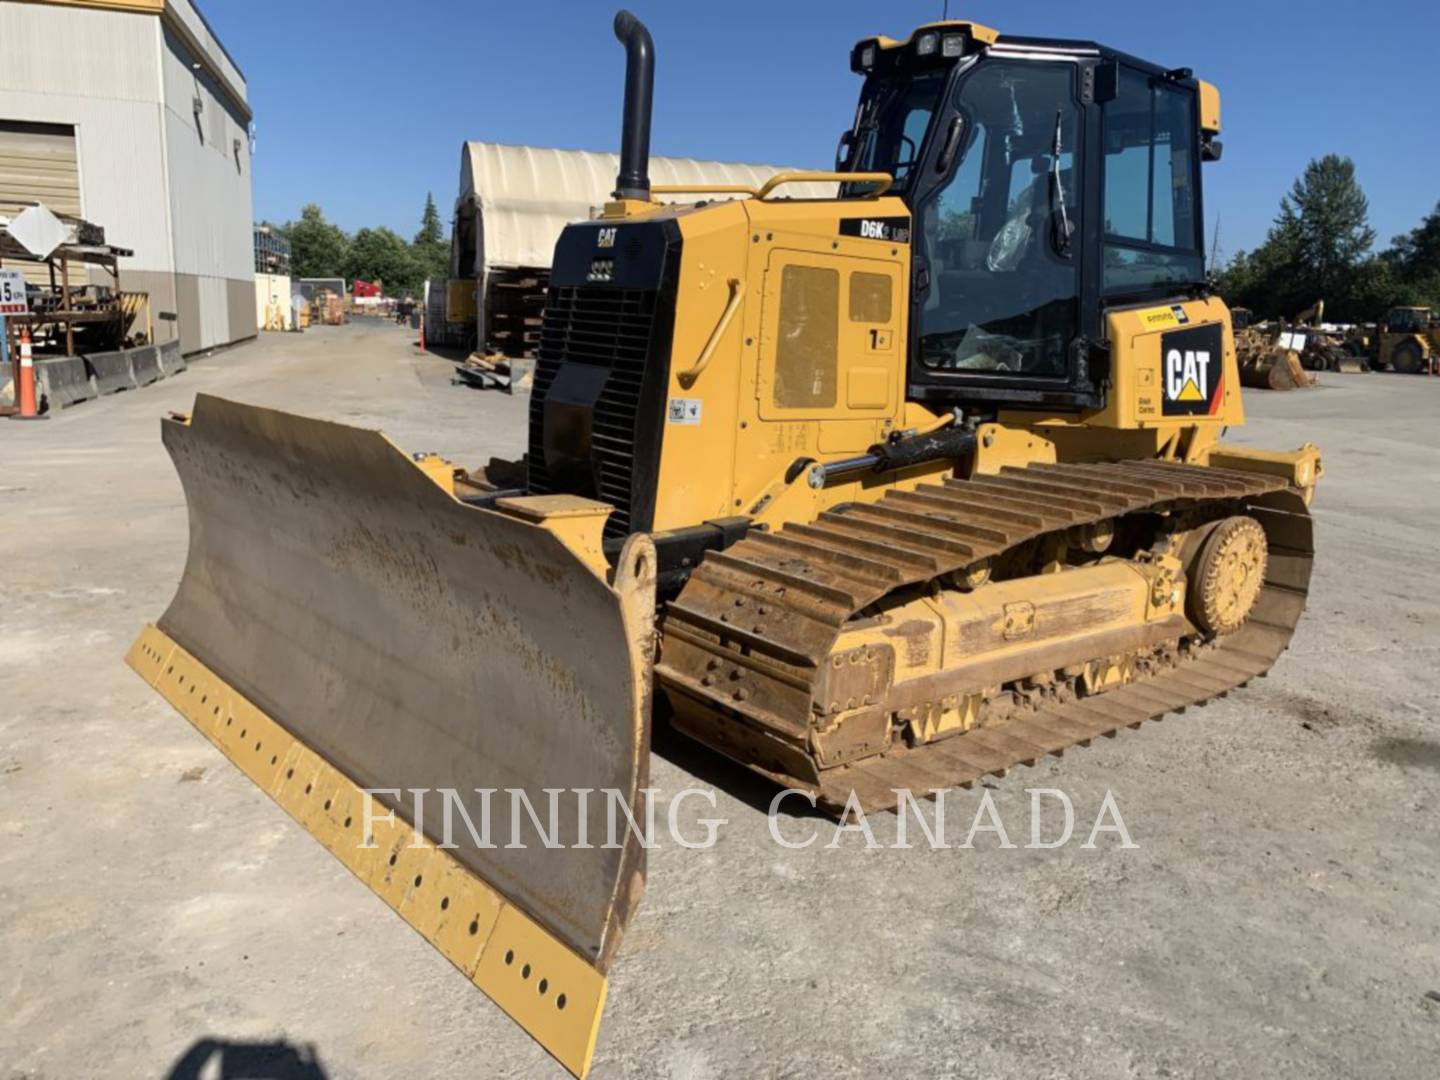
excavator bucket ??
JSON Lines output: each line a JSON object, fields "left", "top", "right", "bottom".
{"left": 125, "top": 395, "right": 656, "bottom": 1078}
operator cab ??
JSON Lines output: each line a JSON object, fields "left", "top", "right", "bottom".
{"left": 837, "top": 22, "right": 1220, "bottom": 410}
{"left": 1383, "top": 306, "right": 1431, "bottom": 333}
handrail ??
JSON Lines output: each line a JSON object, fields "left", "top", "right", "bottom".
{"left": 650, "top": 183, "right": 759, "bottom": 197}
{"left": 650, "top": 172, "right": 895, "bottom": 202}
{"left": 756, "top": 171, "right": 893, "bottom": 200}
{"left": 677, "top": 277, "right": 744, "bottom": 389}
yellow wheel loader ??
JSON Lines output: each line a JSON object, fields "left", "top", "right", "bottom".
{"left": 128, "top": 12, "right": 1321, "bottom": 1076}
{"left": 1373, "top": 305, "right": 1437, "bottom": 374}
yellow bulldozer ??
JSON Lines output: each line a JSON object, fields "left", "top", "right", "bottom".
{"left": 127, "top": 13, "right": 1321, "bottom": 1076}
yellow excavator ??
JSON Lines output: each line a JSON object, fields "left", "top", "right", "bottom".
{"left": 127, "top": 13, "right": 1321, "bottom": 1076}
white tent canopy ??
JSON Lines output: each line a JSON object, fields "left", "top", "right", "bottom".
{"left": 456, "top": 142, "right": 838, "bottom": 272}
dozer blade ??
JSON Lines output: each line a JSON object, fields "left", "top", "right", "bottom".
{"left": 126, "top": 394, "right": 656, "bottom": 1078}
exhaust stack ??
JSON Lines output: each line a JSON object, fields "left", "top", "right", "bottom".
{"left": 612, "top": 10, "right": 654, "bottom": 200}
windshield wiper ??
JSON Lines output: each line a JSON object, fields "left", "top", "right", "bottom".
{"left": 1050, "top": 110, "right": 1073, "bottom": 256}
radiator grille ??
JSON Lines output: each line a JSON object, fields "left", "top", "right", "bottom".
{"left": 528, "top": 286, "right": 659, "bottom": 538}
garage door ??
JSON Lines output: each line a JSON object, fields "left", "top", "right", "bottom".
{"left": 0, "top": 120, "right": 83, "bottom": 284}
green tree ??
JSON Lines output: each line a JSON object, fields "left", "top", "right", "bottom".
{"left": 1385, "top": 201, "right": 1440, "bottom": 305}
{"left": 1348, "top": 256, "right": 1422, "bottom": 316}
{"left": 1289, "top": 158, "right": 1373, "bottom": 269}
{"left": 1211, "top": 240, "right": 1301, "bottom": 319}
{"left": 1211, "top": 248, "right": 1259, "bottom": 306}
{"left": 1277, "top": 154, "right": 1374, "bottom": 314}
{"left": 344, "top": 226, "right": 421, "bottom": 295}
{"left": 1387, "top": 201, "right": 1440, "bottom": 274}
{"left": 285, "top": 204, "right": 350, "bottom": 278}
{"left": 411, "top": 192, "right": 450, "bottom": 286}
{"left": 1211, "top": 155, "right": 1378, "bottom": 321}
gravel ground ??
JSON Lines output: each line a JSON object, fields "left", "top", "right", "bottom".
{"left": 1, "top": 321, "right": 1437, "bottom": 1079}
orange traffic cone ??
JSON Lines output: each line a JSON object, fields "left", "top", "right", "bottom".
{"left": 9, "top": 327, "right": 45, "bottom": 421}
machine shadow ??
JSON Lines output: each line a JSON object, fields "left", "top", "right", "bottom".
{"left": 165, "top": 1037, "right": 328, "bottom": 1080}
{"left": 650, "top": 703, "right": 832, "bottom": 821}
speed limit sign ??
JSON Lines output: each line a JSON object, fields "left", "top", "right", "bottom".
{"left": 0, "top": 269, "right": 27, "bottom": 315}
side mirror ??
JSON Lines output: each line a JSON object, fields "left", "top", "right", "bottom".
{"left": 834, "top": 130, "right": 855, "bottom": 170}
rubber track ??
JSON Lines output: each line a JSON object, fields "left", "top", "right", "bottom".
{"left": 656, "top": 461, "right": 1312, "bottom": 813}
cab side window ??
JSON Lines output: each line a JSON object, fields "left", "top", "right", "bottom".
{"left": 1102, "top": 68, "right": 1202, "bottom": 294}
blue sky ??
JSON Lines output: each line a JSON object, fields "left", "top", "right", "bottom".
{"left": 210, "top": 0, "right": 1440, "bottom": 263}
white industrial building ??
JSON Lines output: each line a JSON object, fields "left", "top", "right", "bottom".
{"left": 440, "top": 142, "right": 835, "bottom": 354}
{"left": 0, "top": 0, "right": 255, "bottom": 354}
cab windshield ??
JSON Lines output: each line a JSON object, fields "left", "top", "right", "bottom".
{"left": 1387, "top": 308, "right": 1429, "bottom": 332}
{"left": 916, "top": 60, "right": 1079, "bottom": 376}
{"left": 842, "top": 70, "right": 947, "bottom": 195}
